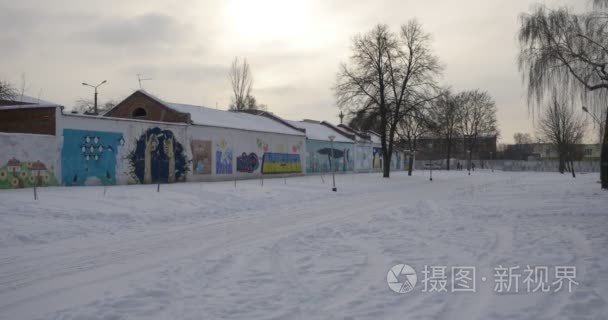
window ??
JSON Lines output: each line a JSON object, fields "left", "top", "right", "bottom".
{"left": 585, "top": 148, "right": 593, "bottom": 156}
{"left": 132, "top": 107, "right": 147, "bottom": 118}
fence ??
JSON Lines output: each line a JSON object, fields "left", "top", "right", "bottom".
{"left": 414, "top": 159, "right": 600, "bottom": 172}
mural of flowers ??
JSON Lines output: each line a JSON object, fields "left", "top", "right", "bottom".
{"left": 256, "top": 138, "right": 269, "bottom": 152}
{"left": 0, "top": 157, "right": 58, "bottom": 189}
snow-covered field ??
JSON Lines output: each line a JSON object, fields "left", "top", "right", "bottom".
{"left": 0, "top": 171, "right": 606, "bottom": 319}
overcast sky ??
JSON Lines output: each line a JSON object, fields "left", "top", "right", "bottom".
{"left": 0, "top": 0, "right": 592, "bottom": 143}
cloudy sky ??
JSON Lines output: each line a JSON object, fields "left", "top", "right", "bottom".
{"left": 0, "top": 0, "right": 591, "bottom": 143}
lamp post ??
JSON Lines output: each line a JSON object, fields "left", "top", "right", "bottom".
{"left": 82, "top": 80, "right": 107, "bottom": 115}
{"left": 467, "top": 150, "right": 471, "bottom": 175}
{"left": 329, "top": 135, "right": 337, "bottom": 192}
{"left": 489, "top": 151, "right": 494, "bottom": 172}
{"left": 582, "top": 106, "right": 603, "bottom": 126}
{"left": 428, "top": 142, "right": 433, "bottom": 181}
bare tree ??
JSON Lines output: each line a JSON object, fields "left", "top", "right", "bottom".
{"left": 398, "top": 108, "right": 432, "bottom": 176}
{"left": 518, "top": 2, "right": 608, "bottom": 188}
{"left": 335, "top": 21, "right": 441, "bottom": 178}
{"left": 228, "top": 57, "right": 253, "bottom": 111}
{"left": 74, "top": 99, "right": 116, "bottom": 115}
{"left": 514, "top": 132, "right": 533, "bottom": 145}
{"left": 428, "top": 90, "right": 461, "bottom": 170}
{"left": 457, "top": 90, "right": 499, "bottom": 172}
{"left": 537, "top": 95, "right": 587, "bottom": 176}
{"left": 0, "top": 80, "right": 17, "bottom": 101}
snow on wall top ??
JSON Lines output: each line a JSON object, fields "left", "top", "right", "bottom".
{"left": 138, "top": 91, "right": 304, "bottom": 136}
{"left": 286, "top": 120, "right": 354, "bottom": 143}
{"left": 0, "top": 95, "right": 61, "bottom": 109}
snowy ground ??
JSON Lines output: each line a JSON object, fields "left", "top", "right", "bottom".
{"left": 0, "top": 171, "right": 606, "bottom": 320}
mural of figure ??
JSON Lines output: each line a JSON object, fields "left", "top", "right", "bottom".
{"left": 191, "top": 140, "right": 212, "bottom": 174}
{"left": 215, "top": 140, "right": 233, "bottom": 174}
{"left": 128, "top": 127, "right": 189, "bottom": 184}
{"left": 164, "top": 136, "right": 176, "bottom": 183}
{"left": 143, "top": 134, "right": 158, "bottom": 184}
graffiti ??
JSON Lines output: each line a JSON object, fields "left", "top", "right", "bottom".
{"left": 306, "top": 140, "right": 354, "bottom": 173}
{"left": 62, "top": 129, "right": 123, "bottom": 186}
{"left": 256, "top": 138, "right": 269, "bottom": 152}
{"left": 127, "top": 127, "right": 189, "bottom": 184}
{"left": 237, "top": 152, "right": 259, "bottom": 173}
{"left": 373, "top": 147, "right": 383, "bottom": 169}
{"left": 261, "top": 153, "right": 302, "bottom": 174}
{"left": 215, "top": 140, "right": 233, "bottom": 174}
{"left": 292, "top": 141, "right": 303, "bottom": 153}
{"left": 191, "top": 140, "right": 212, "bottom": 175}
{"left": 0, "top": 158, "right": 58, "bottom": 189}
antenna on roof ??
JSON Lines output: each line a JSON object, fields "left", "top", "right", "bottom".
{"left": 137, "top": 74, "right": 152, "bottom": 89}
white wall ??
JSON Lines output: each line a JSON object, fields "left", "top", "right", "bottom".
{"left": 60, "top": 114, "right": 306, "bottom": 185}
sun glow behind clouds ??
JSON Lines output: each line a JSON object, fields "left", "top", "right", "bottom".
{"left": 223, "top": 0, "right": 312, "bottom": 45}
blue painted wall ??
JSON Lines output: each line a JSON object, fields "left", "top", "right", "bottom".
{"left": 305, "top": 140, "right": 354, "bottom": 173}
{"left": 62, "top": 129, "right": 123, "bottom": 186}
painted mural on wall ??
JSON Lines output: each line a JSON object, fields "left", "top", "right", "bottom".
{"left": 355, "top": 145, "right": 372, "bottom": 170}
{"left": 256, "top": 138, "right": 270, "bottom": 153}
{"left": 0, "top": 133, "right": 59, "bottom": 189}
{"left": 215, "top": 139, "right": 233, "bottom": 174}
{"left": 62, "top": 129, "right": 123, "bottom": 186}
{"left": 191, "top": 140, "right": 212, "bottom": 175}
{"left": 306, "top": 140, "right": 354, "bottom": 173}
{"left": 261, "top": 153, "right": 302, "bottom": 174}
{"left": 237, "top": 152, "right": 259, "bottom": 173}
{"left": 127, "top": 127, "right": 189, "bottom": 184}
{"left": 0, "top": 158, "right": 58, "bottom": 189}
{"left": 373, "top": 147, "right": 383, "bottom": 169}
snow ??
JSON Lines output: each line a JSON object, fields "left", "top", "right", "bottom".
{"left": 135, "top": 91, "right": 304, "bottom": 136}
{"left": 287, "top": 120, "right": 353, "bottom": 143}
{"left": 0, "top": 171, "right": 607, "bottom": 319}
{"left": 0, "top": 95, "right": 60, "bottom": 109}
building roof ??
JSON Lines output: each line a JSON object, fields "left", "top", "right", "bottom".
{"left": 0, "top": 95, "right": 61, "bottom": 109}
{"left": 286, "top": 119, "right": 354, "bottom": 143}
{"left": 133, "top": 90, "right": 305, "bottom": 136}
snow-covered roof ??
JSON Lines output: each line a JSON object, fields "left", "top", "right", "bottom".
{"left": 0, "top": 95, "right": 61, "bottom": 109}
{"left": 368, "top": 131, "right": 382, "bottom": 144}
{"left": 136, "top": 90, "right": 304, "bottom": 136}
{"left": 287, "top": 120, "right": 354, "bottom": 143}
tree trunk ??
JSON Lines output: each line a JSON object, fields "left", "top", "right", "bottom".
{"left": 558, "top": 154, "right": 565, "bottom": 174}
{"left": 408, "top": 155, "right": 414, "bottom": 176}
{"left": 601, "top": 110, "right": 608, "bottom": 189}
{"left": 446, "top": 140, "right": 451, "bottom": 171}
{"left": 383, "top": 152, "right": 391, "bottom": 178}
{"left": 571, "top": 158, "right": 576, "bottom": 178}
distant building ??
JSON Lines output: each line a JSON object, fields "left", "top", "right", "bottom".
{"left": 413, "top": 135, "right": 498, "bottom": 161}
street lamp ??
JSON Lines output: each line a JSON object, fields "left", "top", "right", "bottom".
{"left": 82, "top": 80, "right": 107, "bottom": 115}
{"left": 329, "top": 135, "right": 337, "bottom": 192}
{"left": 582, "top": 106, "right": 603, "bottom": 126}
{"left": 428, "top": 142, "right": 433, "bottom": 181}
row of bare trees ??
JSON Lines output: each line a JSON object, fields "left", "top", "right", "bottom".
{"left": 517, "top": 0, "right": 608, "bottom": 188}
{"left": 335, "top": 21, "right": 499, "bottom": 177}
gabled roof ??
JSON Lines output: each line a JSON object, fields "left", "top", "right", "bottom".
{"left": 127, "top": 90, "right": 305, "bottom": 136}
{"left": 286, "top": 119, "right": 354, "bottom": 143}
{"left": 337, "top": 124, "right": 371, "bottom": 141}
